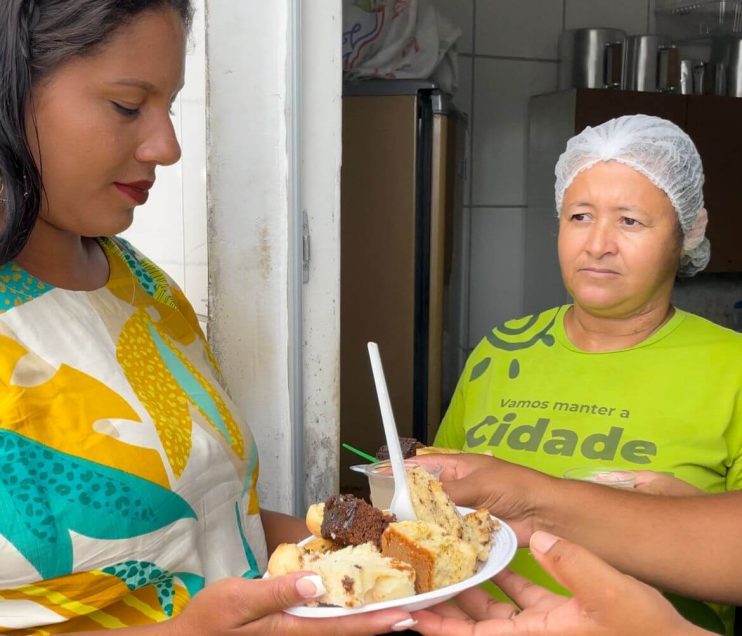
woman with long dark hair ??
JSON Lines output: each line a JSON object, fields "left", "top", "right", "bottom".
{"left": 0, "top": 2, "right": 415, "bottom": 633}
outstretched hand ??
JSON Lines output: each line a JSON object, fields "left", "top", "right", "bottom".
{"left": 414, "top": 453, "right": 552, "bottom": 545}
{"left": 632, "top": 471, "right": 704, "bottom": 496}
{"left": 169, "top": 571, "right": 416, "bottom": 635}
{"left": 412, "top": 531, "right": 709, "bottom": 636}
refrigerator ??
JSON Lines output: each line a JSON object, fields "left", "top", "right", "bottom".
{"left": 339, "top": 80, "right": 468, "bottom": 497}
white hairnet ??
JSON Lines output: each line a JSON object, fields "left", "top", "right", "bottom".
{"left": 554, "top": 114, "right": 709, "bottom": 277}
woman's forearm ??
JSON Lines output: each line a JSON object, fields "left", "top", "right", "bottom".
{"left": 533, "top": 482, "right": 742, "bottom": 604}
{"left": 260, "top": 507, "right": 309, "bottom": 555}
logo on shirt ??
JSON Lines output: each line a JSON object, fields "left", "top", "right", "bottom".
{"left": 473, "top": 311, "right": 559, "bottom": 380}
{"left": 465, "top": 412, "right": 656, "bottom": 464}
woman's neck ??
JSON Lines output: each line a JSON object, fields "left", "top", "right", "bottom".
{"left": 14, "top": 222, "right": 109, "bottom": 291}
{"left": 563, "top": 302, "right": 675, "bottom": 352}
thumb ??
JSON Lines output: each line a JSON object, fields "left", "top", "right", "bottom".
{"left": 529, "top": 531, "right": 629, "bottom": 606}
{"left": 240, "top": 571, "right": 326, "bottom": 620}
{"left": 440, "top": 471, "right": 488, "bottom": 509}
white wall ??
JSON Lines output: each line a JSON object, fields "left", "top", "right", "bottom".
{"left": 433, "top": 0, "right": 655, "bottom": 350}
{"left": 301, "top": 3, "right": 344, "bottom": 506}
{"left": 122, "top": 0, "right": 207, "bottom": 325}
{"left": 206, "top": 1, "right": 294, "bottom": 513}
{"left": 206, "top": 1, "right": 343, "bottom": 514}
{"left": 123, "top": 0, "right": 343, "bottom": 514}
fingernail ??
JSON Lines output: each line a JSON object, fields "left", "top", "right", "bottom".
{"left": 530, "top": 531, "right": 559, "bottom": 554}
{"left": 391, "top": 618, "right": 418, "bottom": 631}
{"left": 296, "top": 575, "right": 326, "bottom": 599}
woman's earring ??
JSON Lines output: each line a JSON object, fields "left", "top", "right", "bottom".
{"left": 0, "top": 182, "right": 6, "bottom": 204}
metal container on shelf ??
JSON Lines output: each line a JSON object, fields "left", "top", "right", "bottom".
{"left": 622, "top": 34, "right": 680, "bottom": 92}
{"left": 711, "top": 35, "right": 742, "bottom": 96}
{"left": 680, "top": 58, "right": 706, "bottom": 94}
{"left": 558, "top": 28, "right": 625, "bottom": 90}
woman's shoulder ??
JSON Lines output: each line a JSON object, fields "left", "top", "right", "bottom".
{"left": 674, "top": 308, "right": 742, "bottom": 343}
{"left": 0, "top": 259, "right": 56, "bottom": 316}
{"left": 104, "top": 236, "right": 175, "bottom": 294}
{"left": 103, "top": 237, "right": 204, "bottom": 334}
{"left": 669, "top": 309, "right": 742, "bottom": 365}
{"left": 104, "top": 237, "right": 184, "bottom": 305}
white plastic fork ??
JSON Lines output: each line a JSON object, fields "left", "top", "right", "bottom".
{"left": 367, "top": 342, "right": 417, "bottom": 521}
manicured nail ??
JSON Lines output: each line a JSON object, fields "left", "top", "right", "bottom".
{"left": 296, "top": 575, "right": 326, "bottom": 599}
{"left": 391, "top": 618, "right": 418, "bottom": 631}
{"left": 530, "top": 531, "right": 559, "bottom": 554}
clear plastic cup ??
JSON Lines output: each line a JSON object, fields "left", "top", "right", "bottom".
{"left": 349, "top": 459, "right": 442, "bottom": 509}
{"left": 563, "top": 466, "right": 637, "bottom": 489}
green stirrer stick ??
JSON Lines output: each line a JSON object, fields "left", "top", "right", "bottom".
{"left": 342, "top": 443, "right": 379, "bottom": 463}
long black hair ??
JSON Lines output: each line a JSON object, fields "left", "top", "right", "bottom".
{"left": 0, "top": 0, "right": 193, "bottom": 264}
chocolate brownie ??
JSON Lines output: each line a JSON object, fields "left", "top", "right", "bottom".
{"left": 376, "top": 437, "right": 424, "bottom": 461}
{"left": 321, "top": 494, "right": 394, "bottom": 548}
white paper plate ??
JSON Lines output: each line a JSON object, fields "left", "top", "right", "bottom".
{"left": 264, "top": 506, "right": 518, "bottom": 617}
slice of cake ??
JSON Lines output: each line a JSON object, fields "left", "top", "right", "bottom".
{"left": 268, "top": 542, "right": 416, "bottom": 608}
{"left": 407, "top": 466, "right": 467, "bottom": 539}
{"left": 319, "top": 494, "right": 395, "bottom": 548}
{"left": 302, "top": 536, "right": 342, "bottom": 555}
{"left": 375, "top": 438, "right": 463, "bottom": 460}
{"left": 463, "top": 508, "right": 498, "bottom": 562}
{"left": 414, "top": 445, "right": 463, "bottom": 456}
{"left": 407, "top": 466, "right": 495, "bottom": 561}
{"left": 305, "top": 502, "right": 325, "bottom": 537}
{"left": 381, "top": 520, "right": 477, "bottom": 593}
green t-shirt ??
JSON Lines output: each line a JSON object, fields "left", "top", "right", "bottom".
{"left": 435, "top": 305, "right": 742, "bottom": 634}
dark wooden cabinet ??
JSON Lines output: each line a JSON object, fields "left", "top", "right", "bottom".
{"left": 685, "top": 96, "right": 742, "bottom": 273}
{"left": 573, "top": 88, "right": 687, "bottom": 131}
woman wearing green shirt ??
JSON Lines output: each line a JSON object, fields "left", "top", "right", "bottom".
{"left": 432, "top": 114, "right": 742, "bottom": 634}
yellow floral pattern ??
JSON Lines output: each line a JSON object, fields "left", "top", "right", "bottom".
{"left": 117, "top": 308, "right": 244, "bottom": 478}
{"left": 0, "top": 237, "right": 266, "bottom": 633}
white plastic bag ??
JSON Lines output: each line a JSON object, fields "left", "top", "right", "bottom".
{"left": 343, "top": 0, "right": 461, "bottom": 94}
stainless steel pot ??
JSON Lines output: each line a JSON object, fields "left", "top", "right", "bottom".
{"left": 558, "top": 28, "right": 625, "bottom": 90}
{"left": 680, "top": 59, "right": 706, "bottom": 95}
{"left": 622, "top": 35, "right": 679, "bottom": 92}
{"left": 711, "top": 35, "right": 742, "bottom": 97}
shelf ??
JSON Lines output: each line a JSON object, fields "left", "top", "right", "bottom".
{"left": 655, "top": 0, "right": 742, "bottom": 36}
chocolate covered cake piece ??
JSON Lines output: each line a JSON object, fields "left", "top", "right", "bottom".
{"left": 376, "top": 437, "right": 424, "bottom": 461}
{"left": 321, "top": 494, "right": 394, "bottom": 548}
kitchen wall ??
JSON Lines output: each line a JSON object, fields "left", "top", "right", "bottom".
{"left": 122, "top": 0, "right": 207, "bottom": 330}
{"left": 123, "top": 1, "right": 345, "bottom": 513}
{"left": 432, "top": 0, "right": 658, "bottom": 351}
{"left": 206, "top": 0, "right": 345, "bottom": 514}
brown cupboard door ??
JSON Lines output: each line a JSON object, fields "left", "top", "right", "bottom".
{"left": 574, "top": 88, "right": 687, "bottom": 131}
{"left": 686, "top": 96, "right": 742, "bottom": 272}
{"left": 340, "top": 95, "right": 419, "bottom": 498}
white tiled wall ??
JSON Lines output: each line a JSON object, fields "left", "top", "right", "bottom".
{"left": 441, "top": 0, "right": 654, "bottom": 349}
{"left": 476, "top": 0, "right": 563, "bottom": 59}
{"left": 472, "top": 58, "right": 557, "bottom": 205}
{"left": 468, "top": 207, "right": 525, "bottom": 340}
{"left": 564, "top": 0, "right": 651, "bottom": 34}
{"left": 433, "top": 0, "right": 474, "bottom": 54}
{"left": 122, "top": 0, "right": 207, "bottom": 324}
